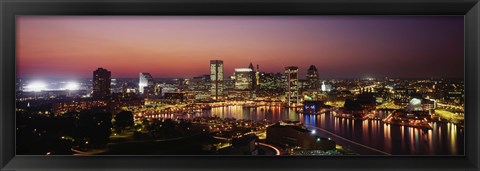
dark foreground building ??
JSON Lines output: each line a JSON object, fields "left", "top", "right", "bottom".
{"left": 266, "top": 123, "right": 335, "bottom": 150}
{"left": 218, "top": 134, "right": 259, "bottom": 155}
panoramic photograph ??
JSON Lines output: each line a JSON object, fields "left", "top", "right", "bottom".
{"left": 15, "top": 16, "right": 464, "bottom": 156}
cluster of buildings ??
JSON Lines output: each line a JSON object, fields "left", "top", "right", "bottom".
{"left": 86, "top": 60, "right": 328, "bottom": 107}
{"left": 16, "top": 59, "right": 464, "bottom": 118}
{"left": 15, "top": 60, "right": 465, "bottom": 155}
{"left": 197, "top": 60, "right": 325, "bottom": 106}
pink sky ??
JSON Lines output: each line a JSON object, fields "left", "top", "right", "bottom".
{"left": 17, "top": 16, "right": 464, "bottom": 79}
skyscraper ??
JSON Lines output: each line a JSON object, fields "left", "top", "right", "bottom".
{"left": 248, "top": 62, "right": 256, "bottom": 90}
{"left": 259, "top": 72, "right": 284, "bottom": 91}
{"left": 92, "top": 68, "right": 111, "bottom": 99}
{"left": 285, "top": 66, "right": 299, "bottom": 106}
{"left": 139, "top": 72, "right": 154, "bottom": 94}
{"left": 321, "top": 81, "right": 327, "bottom": 92}
{"left": 256, "top": 64, "right": 260, "bottom": 87}
{"left": 306, "top": 65, "right": 319, "bottom": 90}
{"left": 210, "top": 60, "right": 224, "bottom": 100}
{"left": 234, "top": 68, "right": 253, "bottom": 90}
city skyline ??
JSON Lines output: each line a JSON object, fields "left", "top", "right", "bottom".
{"left": 15, "top": 63, "right": 466, "bottom": 81}
{"left": 15, "top": 16, "right": 465, "bottom": 156}
{"left": 17, "top": 16, "right": 464, "bottom": 79}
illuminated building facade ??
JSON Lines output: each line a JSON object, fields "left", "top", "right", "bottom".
{"left": 210, "top": 60, "right": 224, "bottom": 100}
{"left": 189, "top": 75, "right": 210, "bottom": 90}
{"left": 285, "top": 66, "right": 299, "bottom": 106}
{"left": 227, "top": 90, "right": 253, "bottom": 100}
{"left": 407, "top": 98, "right": 436, "bottom": 112}
{"left": 303, "top": 101, "right": 325, "bottom": 114}
{"left": 223, "top": 78, "right": 235, "bottom": 90}
{"left": 154, "top": 84, "right": 162, "bottom": 97}
{"left": 321, "top": 81, "right": 333, "bottom": 92}
{"left": 139, "top": 72, "right": 154, "bottom": 94}
{"left": 234, "top": 68, "right": 253, "bottom": 90}
{"left": 259, "top": 72, "right": 284, "bottom": 91}
{"left": 92, "top": 68, "right": 111, "bottom": 99}
{"left": 53, "top": 100, "right": 108, "bottom": 115}
{"left": 255, "top": 64, "right": 260, "bottom": 88}
{"left": 164, "top": 92, "right": 185, "bottom": 102}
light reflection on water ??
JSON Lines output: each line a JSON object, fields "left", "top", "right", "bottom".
{"left": 198, "top": 105, "right": 463, "bottom": 155}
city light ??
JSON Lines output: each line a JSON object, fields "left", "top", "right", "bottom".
{"left": 410, "top": 98, "right": 422, "bottom": 105}
{"left": 12, "top": 14, "right": 466, "bottom": 155}
{"left": 15, "top": 58, "right": 464, "bottom": 156}
{"left": 234, "top": 68, "right": 253, "bottom": 72}
{"left": 321, "top": 81, "right": 326, "bottom": 91}
{"left": 25, "top": 81, "right": 47, "bottom": 92}
{"left": 64, "top": 82, "right": 80, "bottom": 90}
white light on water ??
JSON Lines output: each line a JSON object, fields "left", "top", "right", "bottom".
{"left": 25, "top": 81, "right": 47, "bottom": 92}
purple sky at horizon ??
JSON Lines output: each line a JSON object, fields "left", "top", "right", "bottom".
{"left": 17, "top": 16, "right": 464, "bottom": 79}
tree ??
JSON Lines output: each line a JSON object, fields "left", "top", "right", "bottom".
{"left": 114, "top": 110, "right": 134, "bottom": 132}
{"left": 75, "top": 108, "right": 112, "bottom": 148}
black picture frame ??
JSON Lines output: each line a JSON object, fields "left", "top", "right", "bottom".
{"left": 1, "top": 0, "right": 479, "bottom": 170}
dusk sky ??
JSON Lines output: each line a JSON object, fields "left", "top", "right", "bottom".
{"left": 17, "top": 16, "right": 464, "bottom": 79}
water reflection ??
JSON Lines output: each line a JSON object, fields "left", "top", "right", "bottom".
{"left": 195, "top": 105, "right": 462, "bottom": 155}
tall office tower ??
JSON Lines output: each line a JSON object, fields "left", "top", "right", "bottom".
{"left": 234, "top": 68, "right": 253, "bottom": 90}
{"left": 154, "top": 83, "right": 162, "bottom": 97}
{"left": 285, "top": 66, "right": 299, "bottom": 106}
{"left": 139, "top": 72, "right": 154, "bottom": 94}
{"left": 256, "top": 64, "right": 260, "bottom": 87}
{"left": 321, "top": 81, "right": 327, "bottom": 92}
{"left": 248, "top": 62, "right": 256, "bottom": 90}
{"left": 306, "top": 65, "right": 319, "bottom": 90}
{"left": 92, "top": 68, "right": 111, "bottom": 99}
{"left": 259, "top": 72, "right": 286, "bottom": 91}
{"left": 210, "top": 60, "right": 224, "bottom": 100}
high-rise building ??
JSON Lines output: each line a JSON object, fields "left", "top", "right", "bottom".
{"left": 139, "top": 72, "right": 154, "bottom": 94}
{"left": 210, "top": 60, "right": 224, "bottom": 100}
{"left": 248, "top": 63, "right": 256, "bottom": 90}
{"left": 190, "top": 75, "right": 210, "bottom": 90}
{"left": 92, "top": 68, "right": 111, "bottom": 99}
{"left": 256, "top": 64, "right": 260, "bottom": 87}
{"left": 258, "top": 72, "right": 285, "bottom": 92}
{"left": 154, "top": 83, "right": 162, "bottom": 97}
{"left": 285, "top": 66, "right": 299, "bottom": 106}
{"left": 321, "top": 81, "right": 333, "bottom": 92}
{"left": 306, "top": 65, "right": 319, "bottom": 90}
{"left": 224, "top": 77, "right": 236, "bottom": 90}
{"left": 234, "top": 68, "right": 253, "bottom": 90}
